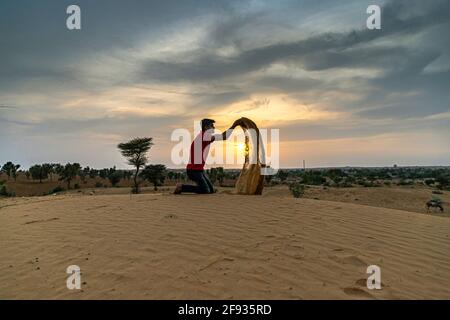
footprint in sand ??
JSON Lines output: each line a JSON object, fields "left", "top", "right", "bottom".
{"left": 356, "top": 278, "right": 386, "bottom": 289}
{"left": 343, "top": 287, "right": 374, "bottom": 299}
{"left": 355, "top": 278, "right": 367, "bottom": 287}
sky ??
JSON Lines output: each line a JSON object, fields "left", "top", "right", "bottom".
{"left": 0, "top": 0, "right": 449, "bottom": 169}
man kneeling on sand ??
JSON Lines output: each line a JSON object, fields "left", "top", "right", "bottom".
{"left": 174, "top": 118, "right": 240, "bottom": 194}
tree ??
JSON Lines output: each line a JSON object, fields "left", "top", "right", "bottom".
{"left": 1, "top": 162, "right": 20, "bottom": 181}
{"left": 11, "top": 164, "right": 20, "bottom": 181}
{"left": 79, "top": 166, "right": 90, "bottom": 183}
{"left": 436, "top": 175, "right": 449, "bottom": 190}
{"left": 122, "top": 170, "right": 132, "bottom": 180}
{"left": 89, "top": 168, "right": 99, "bottom": 179}
{"left": 208, "top": 168, "right": 218, "bottom": 185}
{"left": 140, "top": 164, "right": 167, "bottom": 191}
{"left": 59, "top": 163, "right": 81, "bottom": 189}
{"left": 107, "top": 167, "right": 121, "bottom": 187}
{"left": 276, "top": 169, "right": 289, "bottom": 182}
{"left": 118, "top": 137, "right": 153, "bottom": 194}
{"left": 216, "top": 167, "right": 226, "bottom": 186}
{"left": 53, "top": 164, "right": 64, "bottom": 177}
{"left": 99, "top": 168, "right": 109, "bottom": 179}
{"left": 29, "top": 164, "right": 50, "bottom": 183}
{"left": 42, "top": 163, "right": 54, "bottom": 181}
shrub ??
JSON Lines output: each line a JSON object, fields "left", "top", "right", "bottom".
{"left": 140, "top": 164, "right": 167, "bottom": 191}
{"left": 0, "top": 185, "right": 8, "bottom": 196}
{"left": 107, "top": 169, "right": 122, "bottom": 187}
{"left": 289, "top": 183, "right": 305, "bottom": 198}
{"left": 74, "top": 183, "right": 80, "bottom": 189}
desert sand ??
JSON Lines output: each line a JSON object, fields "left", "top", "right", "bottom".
{"left": 1, "top": 189, "right": 449, "bottom": 299}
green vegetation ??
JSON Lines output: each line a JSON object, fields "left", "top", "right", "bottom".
{"left": 1, "top": 161, "right": 20, "bottom": 181}
{"left": 107, "top": 167, "right": 122, "bottom": 187}
{"left": 117, "top": 137, "right": 154, "bottom": 194}
{"left": 0, "top": 179, "right": 14, "bottom": 197}
{"left": 59, "top": 163, "right": 82, "bottom": 189}
{"left": 289, "top": 182, "right": 305, "bottom": 198}
{"left": 207, "top": 167, "right": 228, "bottom": 186}
{"left": 267, "top": 167, "right": 450, "bottom": 190}
{"left": 140, "top": 164, "right": 167, "bottom": 191}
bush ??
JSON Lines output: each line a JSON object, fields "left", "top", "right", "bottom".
{"left": 359, "top": 180, "right": 378, "bottom": 187}
{"left": 289, "top": 183, "right": 305, "bottom": 198}
{"left": 107, "top": 170, "right": 122, "bottom": 187}
{"left": 0, "top": 186, "right": 15, "bottom": 197}
{"left": 74, "top": 183, "right": 80, "bottom": 189}
{"left": 398, "top": 179, "right": 413, "bottom": 186}
{"left": 95, "top": 182, "right": 103, "bottom": 188}
{"left": 0, "top": 185, "right": 8, "bottom": 196}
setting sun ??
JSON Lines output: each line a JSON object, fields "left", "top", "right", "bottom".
{"left": 235, "top": 142, "right": 246, "bottom": 152}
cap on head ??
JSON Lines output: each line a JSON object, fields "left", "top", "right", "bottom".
{"left": 201, "top": 118, "right": 215, "bottom": 130}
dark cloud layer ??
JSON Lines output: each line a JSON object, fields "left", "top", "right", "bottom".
{"left": 141, "top": 0, "right": 449, "bottom": 82}
{"left": 1, "top": 0, "right": 449, "bottom": 167}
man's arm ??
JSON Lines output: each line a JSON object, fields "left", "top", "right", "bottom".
{"left": 215, "top": 119, "right": 241, "bottom": 141}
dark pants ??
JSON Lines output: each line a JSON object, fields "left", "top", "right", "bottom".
{"left": 181, "top": 170, "right": 214, "bottom": 194}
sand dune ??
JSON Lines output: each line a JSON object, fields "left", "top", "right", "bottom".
{"left": 1, "top": 192, "right": 449, "bottom": 299}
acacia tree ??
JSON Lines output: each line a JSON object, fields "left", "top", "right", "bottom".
{"left": 89, "top": 168, "right": 99, "bottom": 179}
{"left": 59, "top": 163, "right": 81, "bottom": 189}
{"left": 216, "top": 167, "right": 226, "bottom": 186}
{"left": 1, "top": 162, "right": 20, "bottom": 181}
{"left": 42, "top": 163, "right": 54, "bottom": 181}
{"left": 99, "top": 168, "right": 109, "bottom": 179}
{"left": 118, "top": 137, "right": 153, "bottom": 194}
{"left": 140, "top": 164, "right": 167, "bottom": 191}
{"left": 79, "top": 166, "right": 90, "bottom": 183}
{"left": 29, "top": 164, "right": 50, "bottom": 183}
{"left": 107, "top": 167, "right": 122, "bottom": 187}
{"left": 52, "top": 164, "right": 64, "bottom": 180}
{"left": 11, "top": 164, "right": 20, "bottom": 181}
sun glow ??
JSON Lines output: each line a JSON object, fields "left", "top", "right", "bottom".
{"left": 236, "top": 142, "right": 246, "bottom": 152}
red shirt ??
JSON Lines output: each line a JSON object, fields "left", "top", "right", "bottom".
{"left": 186, "top": 130, "right": 215, "bottom": 171}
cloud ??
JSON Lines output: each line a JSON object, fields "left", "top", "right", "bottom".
{"left": 1, "top": 0, "right": 449, "bottom": 167}
{"left": 139, "top": 0, "right": 449, "bottom": 83}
